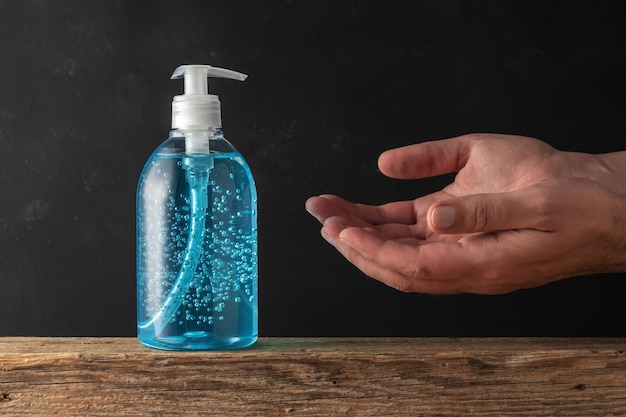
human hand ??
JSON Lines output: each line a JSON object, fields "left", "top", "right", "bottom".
{"left": 306, "top": 134, "right": 626, "bottom": 294}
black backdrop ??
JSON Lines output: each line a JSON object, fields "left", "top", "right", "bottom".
{"left": 1, "top": 1, "right": 625, "bottom": 337}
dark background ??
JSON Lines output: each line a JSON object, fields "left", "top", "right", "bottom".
{"left": 1, "top": 1, "right": 625, "bottom": 337}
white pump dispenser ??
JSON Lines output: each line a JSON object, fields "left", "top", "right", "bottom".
{"left": 171, "top": 65, "right": 248, "bottom": 153}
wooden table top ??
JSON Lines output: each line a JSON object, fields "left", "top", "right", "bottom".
{"left": 1, "top": 337, "right": 626, "bottom": 416}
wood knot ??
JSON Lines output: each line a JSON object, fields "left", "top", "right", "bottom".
{"left": 1, "top": 392, "right": 11, "bottom": 401}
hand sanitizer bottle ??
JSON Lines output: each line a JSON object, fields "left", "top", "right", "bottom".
{"left": 137, "top": 65, "right": 258, "bottom": 350}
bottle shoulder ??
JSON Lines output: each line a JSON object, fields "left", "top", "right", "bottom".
{"left": 139, "top": 134, "right": 254, "bottom": 182}
{"left": 154, "top": 134, "right": 240, "bottom": 156}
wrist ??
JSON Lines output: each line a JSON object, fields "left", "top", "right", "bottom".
{"left": 592, "top": 188, "right": 626, "bottom": 274}
{"left": 564, "top": 150, "right": 626, "bottom": 273}
{"left": 564, "top": 150, "right": 626, "bottom": 196}
{"left": 597, "top": 151, "right": 626, "bottom": 196}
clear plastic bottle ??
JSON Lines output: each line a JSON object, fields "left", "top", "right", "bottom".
{"left": 137, "top": 65, "right": 257, "bottom": 350}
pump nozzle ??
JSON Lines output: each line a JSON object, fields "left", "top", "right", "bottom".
{"left": 172, "top": 65, "right": 247, "bottom": 94}
{"left": 170, "top": 64, "right": 247, "bottom": 132}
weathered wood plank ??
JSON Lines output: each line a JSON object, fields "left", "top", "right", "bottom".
{"left": 1, "top": 337, "right": 626, "bottom": 416}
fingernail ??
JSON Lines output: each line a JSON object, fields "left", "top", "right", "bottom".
{"left": 306, "top": 207, "right": 321, "bottom": 222}
{"left": 432, "top": 205, "right": 455, "bottom": 229}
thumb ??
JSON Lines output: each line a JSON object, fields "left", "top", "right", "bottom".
{"left": 427, "top": 190, "right": 544, "bottom": 234}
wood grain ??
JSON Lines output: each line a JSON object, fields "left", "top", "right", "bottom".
{"left": 1, "top": 337, "right": 626, "bottom": 416}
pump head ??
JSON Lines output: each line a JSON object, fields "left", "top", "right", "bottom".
{"left": 170, "top": 64, "right": 247, "bottom": 131}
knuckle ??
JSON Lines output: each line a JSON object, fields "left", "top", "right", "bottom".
{"left": 391, "top": 246, "right": 434, "bottom": 293}
{"left": 376, "top": 262, "right": 431, "bottom": 294}
{"left": 392, "top": 279, "right": 415, "bottom": 293}
{"left": 398, "top": 261, "right": 430, "bottom": 282}
{"left": 389, "top": 277, "right": 422, "bottom": 293}
{"left": 472, "top": 199, "right": 498, "bottom": 231}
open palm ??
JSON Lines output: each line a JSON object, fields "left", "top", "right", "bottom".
{"left": 306, "top": 134, "right": 626, "bottom": 294}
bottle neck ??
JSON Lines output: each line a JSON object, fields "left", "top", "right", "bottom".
{"left": 169, "top": 127, "right": 223, "bottom": 154}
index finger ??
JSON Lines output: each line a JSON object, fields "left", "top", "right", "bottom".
{"left": 307, "top": 194, "right": 419, "bottom": 225}
{"left": 378, "top": 135, "right": 473, "bottom": 179}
